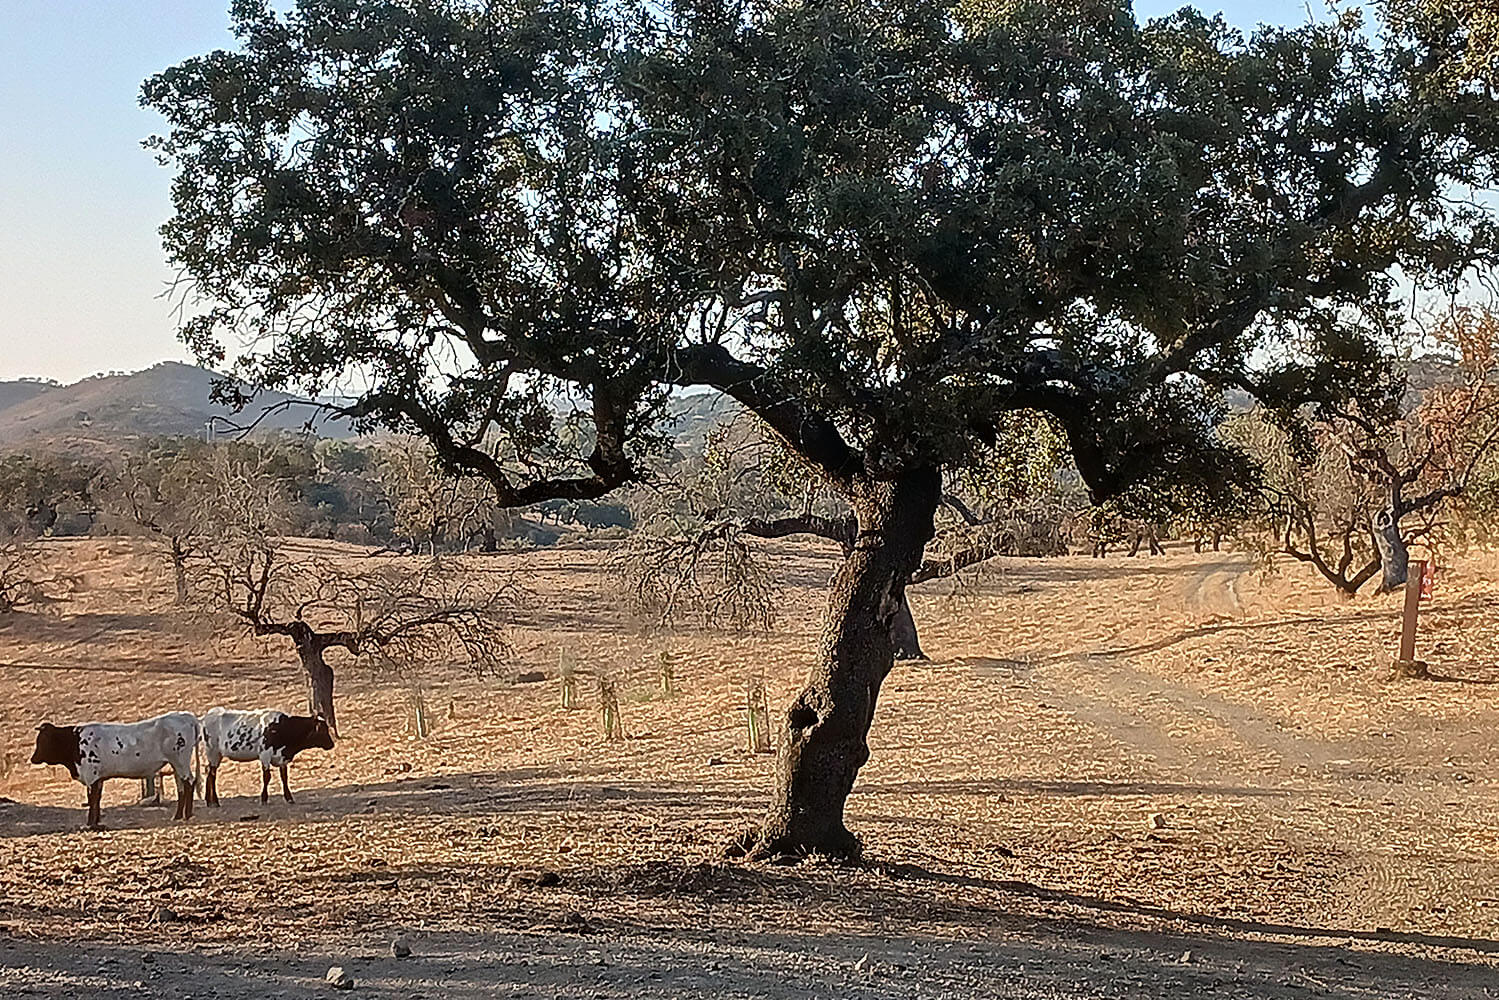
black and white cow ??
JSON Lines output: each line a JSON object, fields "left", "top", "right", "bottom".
{"left": 200, "top": 707, "right": 334, "bottom": 806}
{"left": 31, "top": 711, "right": 200, "bottom": 828}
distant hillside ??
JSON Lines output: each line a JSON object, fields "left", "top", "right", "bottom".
{"left": 0, "top": 379, "right": 57, "bottom": 414}
{"left": 0, "top": 363, "right": 746, "bottom": 457}
{"left": 0, "top": 362, "right": 356, "bottom": 450}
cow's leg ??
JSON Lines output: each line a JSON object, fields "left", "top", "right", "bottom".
{"left": 260, "top": 766, "right": 271, "bottom": 805}
{"left": 86, "top": 780, "right": 103, "bottom": 829}
{"left": 205, "top": 765, "right": 219, "bottom": 807}
{"left": 174, "top": 769, "right": 194, "bottom": 820}
{"left": 278, "top": 764, "right": 294, "bottom": 804}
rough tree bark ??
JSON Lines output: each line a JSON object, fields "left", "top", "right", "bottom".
{"left": 170, "top": 538, "right": 189, "bottom": 606}
{"left": 741, "top": 512, "right": 927, "bottom": 660}
{"left": 890, "top": 596, "right": 924, "bottom": 661}
{"left": 256, "top": 621, "right": 354, "bottom": 737}
{"left": 731, "top": 467, "right": 942, "bottom": 861}
{"left": 1370, "top": 505, "right": 1409, "bottom": 595}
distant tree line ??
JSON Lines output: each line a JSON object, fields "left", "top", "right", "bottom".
{"left": 5, "top": 330, "right": 1498, "bottom": 616}
{"left": 0, "top": 434, "right": 635, "bottom": 552}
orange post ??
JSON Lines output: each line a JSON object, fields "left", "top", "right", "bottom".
{"left": 1398, "top": 559, "right": 1427, "bottom": 665}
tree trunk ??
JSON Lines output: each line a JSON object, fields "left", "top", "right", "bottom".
{"left": 890, "top": 594, "right": 924, "bottom": 661}
{"left": 170, "top": 539, "right": 189, "bottom": 605}
{"left": 731, "top": 467, "right": 941, "bottom": 862}
{"left": 296, "top": 640, "right": 338, "bottom": 737}
{"left": 1371, "top": 505, "right": 1409, "bottom": 594}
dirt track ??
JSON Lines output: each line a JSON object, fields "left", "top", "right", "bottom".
{"left": 2, "top": 538, "right": 1499, "bottom": 997}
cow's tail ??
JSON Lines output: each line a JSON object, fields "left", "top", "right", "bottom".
{"left": 194, "top": 716, "right": 205, "bottom": 800}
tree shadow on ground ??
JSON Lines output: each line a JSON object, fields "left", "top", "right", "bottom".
{"left": 4, "top": 863, "right": 1494, "bottom": 999}
{"left": 873, "top": 861, "right": 1499, "bottom": 954}
{"left": 0, "top": 770, "right": 764, "bottom": 839}
{"left": 854, "top": 777, "right": 1290, "bottom": 800}
{"left": 0, "top": 657, "right": 275, "bottom": 681}
{"left": 509, "top": 602, "right": 634, "bottom": 633}
{"left": 938, "top": 558, "right": 1251, "bottom": 589}
{"left": 0, "top": 791, "right": 203, "bottom": 840}
{"left": 992, "top": 595, "right": 1496, "bottom": 665}
{"left": 296, "top": 770, "right": 766, "bottom": 825}
{"left": 1424, "top": 666, "right": 1499, "bottom": 686}
{"left": 0, "top": 609, "right": 181, "bottom": 643}
{"left": 556, "top": 859, "right": 1499, "bottom": 994}
{"left": 0, "top": 798, "right": 86, "bottom": 838}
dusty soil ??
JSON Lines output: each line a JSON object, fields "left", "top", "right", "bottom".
{"left": 2, "top": 536, "right": 1499, "bottom": 998}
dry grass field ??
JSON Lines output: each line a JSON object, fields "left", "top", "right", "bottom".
{"left": 2, "top": 536, "right": 1499, "bottom": 997}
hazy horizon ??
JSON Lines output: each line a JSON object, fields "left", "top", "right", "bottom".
{"left": 0, "top": 0, "right": 1326, "bottom": 385}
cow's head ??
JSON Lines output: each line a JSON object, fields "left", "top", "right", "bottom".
{"left": 31, "top": 722, "right": 82, "bottom": 775}
{"left": 308, "top": 716, "right": 334, "bottom": 751}
{"left": 265, "top": 715, "right": 335, "bottom": 758}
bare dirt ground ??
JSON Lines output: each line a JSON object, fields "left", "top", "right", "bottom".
{"left": 3, "top": 536, "right": 1499, "bottom": 998}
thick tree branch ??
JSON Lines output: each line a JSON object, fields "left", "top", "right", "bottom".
{"left": 742, "top": 513, "right": 858, "bottom": 553}
{"left": 339, "top": 391, "right": 636, "bottom": 506}
{"left": 910, "top": 537, "right": 1006, "bottom": 586}
{"left": 670, "top": 343, "right": 864, "bottom": 483}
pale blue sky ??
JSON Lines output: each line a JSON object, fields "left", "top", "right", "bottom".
{"left": 0, "top": 1, "right": 1325, "bottom": 382}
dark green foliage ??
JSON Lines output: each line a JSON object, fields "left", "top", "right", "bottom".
{"left": 0, "top": 453, "right": 99, "bottom": 536}
{"left": 572, "top": 501, "right": 633, "bottom": 531}
{"left": 145, "top": 0, "right": 1499, "bottom": 523}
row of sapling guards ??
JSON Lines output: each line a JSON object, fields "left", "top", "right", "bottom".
{"left": 28, "top": 452, "right": 514, "bottom": 829}
{"left": 31, "top": 709, "right": 333, "bottom": 829}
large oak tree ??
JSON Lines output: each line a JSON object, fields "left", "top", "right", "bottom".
{"left": 146, "top": 0, "right": 1499, "bottom": 859}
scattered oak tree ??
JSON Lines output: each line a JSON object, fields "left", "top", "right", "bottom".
{"left": 192, "top": 450, "right": 513, "bottom": 733}
{"left": 0, "top": 453, "right": 98, "bottom": 537}
{"left": 1238, "top": 307, "right": 1499, "bottom": 595}
{"left": 149, "top": 0, "right": 1499, "bottom": 859}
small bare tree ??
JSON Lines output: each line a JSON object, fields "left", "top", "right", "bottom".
{"left": 375, "top": 439, "right": 506, "bottom": 554}
{"left": 1237, "top": 308, "right": 1499, "bottom": 595}
{"left": 99, "top": 446, "right": 215, "bottom": 604}
{"left": 615, "top": 522, "right": 779, "bottom": 632}
{"left": 193, "top": 450, "right": 515, "bottom": 733}
{"left": 0, "top": 531, "right": 47, "bottom": 614}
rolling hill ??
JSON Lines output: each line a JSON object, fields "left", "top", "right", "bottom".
{"left": 0, "top": 379, "right": 59, "bottom": 415}
{"left": 0, "top": 362, "right": 356, "bottom": 450}
{"left": 0, "top": 362, "right": 740, "bottom": 456}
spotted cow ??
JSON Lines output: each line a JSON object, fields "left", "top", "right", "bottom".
{"left": 200, "top": 707, "right": 334, "bottom": 806}
{"left": 30, "top": 712, "right": 200, "bottom": 828}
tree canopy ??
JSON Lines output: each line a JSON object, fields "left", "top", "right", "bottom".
{"left": 146, "top": 0, "right": 1499, "bottom": 510}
